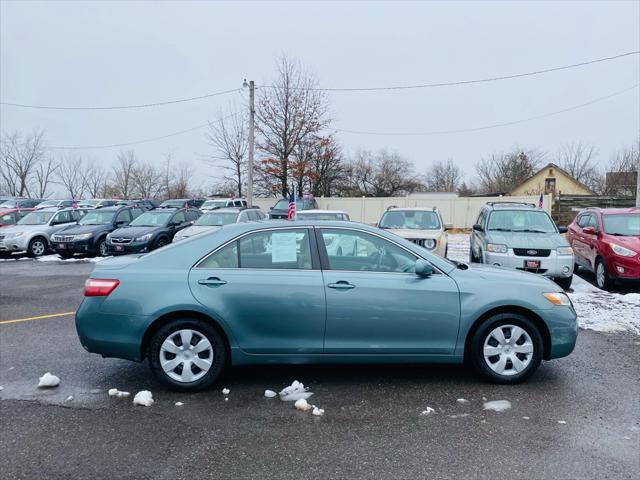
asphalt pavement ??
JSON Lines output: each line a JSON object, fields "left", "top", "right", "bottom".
{"left": 1, "top": 259, "right": 639, "bottom": 480}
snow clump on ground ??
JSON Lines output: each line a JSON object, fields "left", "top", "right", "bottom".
{"left": 279, "top": 380, "right": 313, "bottom": 401}
{"left": 38, "top": 372, "right": 60, "bottom": 388}
{"left": 133, "top": 390, "right": 154, "bottom": 407}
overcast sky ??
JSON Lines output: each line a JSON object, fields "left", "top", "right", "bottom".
{"left": 1, "top": 0, "right": 639, "bottom": 194}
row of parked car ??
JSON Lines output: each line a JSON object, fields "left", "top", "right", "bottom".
{"left": 1, "top": 195, "right": 638, "bottom": 290}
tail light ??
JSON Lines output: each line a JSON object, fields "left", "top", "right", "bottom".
{"left": 84, "top": 278, "right": 120, "bottom": 297}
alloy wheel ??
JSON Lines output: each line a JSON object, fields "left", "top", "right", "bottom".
{"left": 98, "top": 241, "right": 108, "bottom": 256}
{"left": 483, "top": 324, "right": 534, "bottom": 376}
{"left": 160, "top": 329, "right": 214, "bottom": 383}
{"left": 596, "top": 262, "right": 606, "bottom": 289}
{"left": 31, "top": 240, "right": 46, "bottom": 256}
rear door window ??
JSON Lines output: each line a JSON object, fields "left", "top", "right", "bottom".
{"left": 115, "top": 209, "right": 131, "bottom": 224}
{"left": 239, "top": 229, "right": 313, "bottom": 270}
{"left": 171, "top": 211, "right": 186, "bottom": 224}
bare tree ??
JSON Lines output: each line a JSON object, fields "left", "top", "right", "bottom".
{"left": 132, "top": 162, "right": 162, "bottom": 199}
{"left": 112, "top": 150, "right": 137, "bottom": 199}
{"left": 425, "top": 159, "right": 462, "bottom": 192}
{"left": 0, "top": 130, "right": 47, "bottom": 197}
{"left": 556, "top": 142, "right": 602, "bottom": 192}
{"left": 32, "top": 156, "right": 59, "bottom": 198}
{"left": 605, "top": 139, "right": 639, "bottom": 196}
{"left": 206, "top": 111, "right": 248, "bottom": 198}
{"left": 475, "top": 148, "right": 545, "bottom": 194}
{"left": 55, "top": 153, "right": 87, "bottom": 199}
{"left": 170, "top": 162, "right": 194, "bottom": 198}
{"left": 83, "top": 160, "right": 109, "bottom": 198}
{"left": 256, "top": 55, "right": 330, "bottom": 197}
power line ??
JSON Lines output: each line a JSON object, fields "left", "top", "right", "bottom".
{"left": 334, "top": 83, "right": 639, "bottom": 136}
{"left": 1, "top": 88, "right": 242, "bottom": 111}
{"left": 2, "top": 51, "right": 637, "bottom": 110}
{"left": 259, "top": 51, "right": 639, "bottom": 92}
{"left": 50, "top": 111, "right": 242, "bottom": 150}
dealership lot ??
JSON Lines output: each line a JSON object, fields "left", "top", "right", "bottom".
{"left": 1, "top": 251, "right": 638, "bottom": 479}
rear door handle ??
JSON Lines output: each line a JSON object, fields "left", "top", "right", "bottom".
{"left": 328, "top": 281, "right": 355, "bottom": 290}
{"left": 198, "top": 277, "right": 227, "bottom": 286}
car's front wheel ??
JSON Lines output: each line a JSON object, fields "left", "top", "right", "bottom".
{"left": 595, "top": 258, "right": 613, "bottom": 290}
{"left": 96, "top": 238, "right": 109, "bottom": 257}
{"left": 470, "top": 313, "right": 543, "bottom": 384}
{"left": 148, "top": 318, "right": 227, "bottom": 391}
{"left": 27, "top": 237, "right": 47, "bottom": 257}
{"left": 554, "top": 276, "right": 573, "bottom": 290}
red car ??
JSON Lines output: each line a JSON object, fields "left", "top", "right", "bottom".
{"left": 0, "top": 208, "right": 34, "bottom": 228}
{"left": 566, "top": 207, "right": 640, "bottom": 289}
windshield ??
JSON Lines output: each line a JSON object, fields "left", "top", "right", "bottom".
{"left": 0, "top": 201, "right": 18, "bottom": 208}
{"left": 297, "top": 212, "right": 348, "bottom": 221}
{"left": 160, "top": 200, "right": 186, "bottom": 207}
{"left": 36, "top": 200, "right": 58, "bottom": 207}
{"left": 80, "top": 200, "right": 98, "bottom": 206}
{"left": 129, "top": 211, "right": 172, "bottom": 227}
{"left": 273, "top": 199, "right": 289, "bottom": 209}
{"left": 487, "top": 210, "right": 557, "bottom": 233}
{"left": 195, "top": 212, "right": 238, "bottom": 226}
{"left": 379, "top": 210, "right": 441, "bottom": 230}
{"left": 79, "top": 211, "right": 116, "bottom": 225}
{"left": 203, "top": 200, "right": 228, "bottom": 208}
{"left": 17, "top": 211, "right": 54, "bottom": 225}
{"left": 603, "top": 214, "right": 640, "bottom": 236}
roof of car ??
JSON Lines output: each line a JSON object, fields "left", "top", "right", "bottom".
{"left": 297, "top": 209, "right": 347, "bottom": 214}
{"left": 484, "top": 201, "right": 538, "bottom": 210}
{"left": 582, "top": 207, "right": 639, "bottom": 214}
{"left": 203, "top": 207, "right": 243, "bottom": 213}
{"left": 385, "top": 207, "right": 440, "bottom": 212}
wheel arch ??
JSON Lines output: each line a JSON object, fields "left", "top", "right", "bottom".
{"left": 464, "top": 305, "right": 552, "bottom": 361}
{"left": 140, "top": 310, "right": 231, "bottom": 363}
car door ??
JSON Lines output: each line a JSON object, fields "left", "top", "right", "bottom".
{"left": 188, "top": 227, "right": 326, "bottom": 354}
{"left": 318, "top": 228, "right": 460, "bottom": 354}
{"left": 49, "top": 210, "right": 77, "bottom": 234}
{"left": 168, "top": 211, "right": 189, "bottom": 238}
{"left": 584, "top": 214, "right": 601, "bottom": 268}
{"left": 471, "top": 208, "right": 487, "bottom": 259}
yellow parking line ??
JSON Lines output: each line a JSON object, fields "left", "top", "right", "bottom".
{"left": 0, "top": 311, "right": 75, "bottom": 325}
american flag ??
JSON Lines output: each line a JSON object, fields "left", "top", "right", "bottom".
{"left": 287, "top": 187, "right": 297, "bottom": 220}
{"left": 538, "top": 194, "right": 543, "bottom": 209}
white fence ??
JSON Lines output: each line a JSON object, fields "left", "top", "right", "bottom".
{"left": 251, "top": 195, "right": 553, "bottom": 228}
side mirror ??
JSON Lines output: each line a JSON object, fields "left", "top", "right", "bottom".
{"left": 115, "top": 221, "right": 127, "bottom": 227}
{"left": 558, "top": 226, "right": 568, "bottom": 234}
{"left": 415, "top": 259, "right": 434, "bottom": 277}
{"left": 472, "top": 224, "right": 484, "bottom": 232}
{"left": 444, "top": 223, "right": 453, "bottom": 230}
{"left": 582, "top": 226, "right": 596, "bottom": 235}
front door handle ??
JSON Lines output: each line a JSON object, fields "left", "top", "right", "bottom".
{"left": 198, "top": 277, "right": 227, "bottom": 287}
{"left": 328, "top": 281, "right": 355, "bottom": 290}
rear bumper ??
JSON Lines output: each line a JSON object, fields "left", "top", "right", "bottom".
{"left": 75, "top": 298, "right": 152, "bottom": 361}
{"left": 483, "top": 250, "right": 574, "bottom": 278}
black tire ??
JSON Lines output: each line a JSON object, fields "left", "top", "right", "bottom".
{"left": 573, "top": 262, "right": 580, "bottom": 273}
{"left": 555, "top": 276, "right": 573, "bottom": 290}
{"left": 96, "top": 238, "right": 109, "bottom": 257}
{"left": 148, "top": 318, "right": 227, "bottom": 392}
{"left": 470, "top": 313, "right": 543, "bottom": 384}
{"left": 154, "top": 236, "right": 169, "bottom": 250}
{"left": 445, "top": 245, "right": 449, "bottom": 259}
{"left": 27, "top": 237, "right": 48, "bottom": 257}
{"left": 595, "top": 258, "right": 613, "bottom": 290}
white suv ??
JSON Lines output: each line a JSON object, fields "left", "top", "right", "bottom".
{"left": 377, "top": 207, "right": 450, "bottom": 258}
{"left": 200, "top": 198, "right": 247, "bottom": 212}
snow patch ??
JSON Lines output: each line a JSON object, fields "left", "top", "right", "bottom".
{"left": 0, "top": 386, "right": 3, "bottom": 391}
{"left": 312, "top": 406, "right": 325, "bottom": 416}
{"left": 294, "top": 398, "right": 312, "bottom": 411}
{"left": 36, "top": 255, "right": 107, "bottom": 263}
{"left": 108, "top": 388, "right": 130, "bottom": 398}
{"left": 420, "top": 407, "right": 435, "bottom": 416}
{"left": 264, "top": 389, "right": 277, "bottom": 398}
{"left": 522, "top": 416, "right": 530, "bottom": 420}
{"left": 65, "top": 395, "right": 73, "bottom": 402}
{"left": 175, "top": 402, "right": 184, "bottom": 407}
{"left": 456, "top": 398, "right": 469, "bottom": 404}
{"left": 558, "top": 420, "right": 567, "bottom": 424}
{"left": 133, "top": 390, "right": 154, "bottom": 407}
{"left": 279, "top": 380, "right": 313, "bottom": 402}
{"left": 448, "top": 413, "right": 470, "bottom": 419}
{"left": 38, "top": 372, "right": 60, "bottom": 388}
{"left": 483, "top": 400, "right": 512, "bottom": 412}
{"left": 222, "top": 388, "right": 230, "bottom": 395}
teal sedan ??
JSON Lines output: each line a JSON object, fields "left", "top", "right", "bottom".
{"left": 76, "top": 221, "right": 577, "bottom": 391}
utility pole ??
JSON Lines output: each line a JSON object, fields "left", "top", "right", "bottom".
{"left": 244, "top": 79, "right": 255, "bottom": 207}
{"left": 636, "top": 167, "right": 639, "bottom": 207}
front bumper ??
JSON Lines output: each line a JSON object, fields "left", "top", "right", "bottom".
{"left": 0, "top": 236, "right": 29, "bottom": 253}
{"left": 543, "top": 305, "right": 578, "bottom": 360}
{"left": 51, "top": 239, "right": 95, "bottom": 254}
{"left": 269, "top": 212, "right": 288, "bottom": 220}
{"left": 107, "top": 240, "right": 151, "bottom": 255}
{"left": 483, "top": 249, "right": 574, "bottom": 278}
{"left": 605, "top": 253, "right": 640, "bottom": 280}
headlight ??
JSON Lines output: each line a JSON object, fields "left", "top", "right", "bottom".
{"left": 423, "top": 239, "right": 436, "bottom": 249}
{"left": 135, "top": 233, "right": 153, "bottom": 242}
{"left": 609, "top": 243, "right": 636, "bottom": 257}
{"left": 74, "top": 233, "right": 93, "bottom": 240}
{"left": 486, "top": 243, "right": 507, "bottom": 253}
{"left": 557, "top": 246, "right": 573, "bottom": 256}
{"left": 543, "top": 292, "right": 572, "bottom": 306}
{"left": 9, "top": 231, "right": 24, "bottom": 238}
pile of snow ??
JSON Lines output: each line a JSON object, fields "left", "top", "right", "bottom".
{"left": 568, "top": 276, "right": 640, "bottom": 334}
{"left": 483, "top": 400, "right": 512, "bottom": 412}
{"left": 420, "top": 407, "right": 435, "bottom": 416}
{"left": 312, "top": 406, "right": 325, "bottom": 416}
{"left": 294, "top": 398, "right": 312, "bottom": 411}
{"left": 279, "top": 380, "right": 313, "bottom": 402}
{"left": 264, "top": 390, "right": 277, "bottom": 398}
{"left": 222, "top": 388, "right": 230, "bottom": 395}
{"left": 133, "top": 390, "right": 154, "bottom": 407}
{"left": 36, "top": 255, "right": 107, "bottom": 263}
{"left": 38, "top": 372, "right": 60, "bottom": 388}
{"left": 108, "top": 388, "right": 130, "bottom": 398}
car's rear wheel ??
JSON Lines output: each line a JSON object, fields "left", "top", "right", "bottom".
{"left": 96, "top": 238, "right": 109, "bottom": 257}
{"left": 554, "top": 276, "right": 573, "bottom": 290}
{"left": 470, "top": 313, "right": 543, "bottom": 384}
{"left": 595, "top": 258, "right": 613, "bottom": 290}
{"left": 148, "top": 318, "right": 227, "bottom": 391}
{"left": 27, "top": 237, "right": 47, "bottom": 257}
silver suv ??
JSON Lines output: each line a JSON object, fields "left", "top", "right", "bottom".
{"left": 470, "top": 202, "right": 574, "bottom": 289}
{"left": 0, "top": 208, "right": 87, "bottom": 257}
